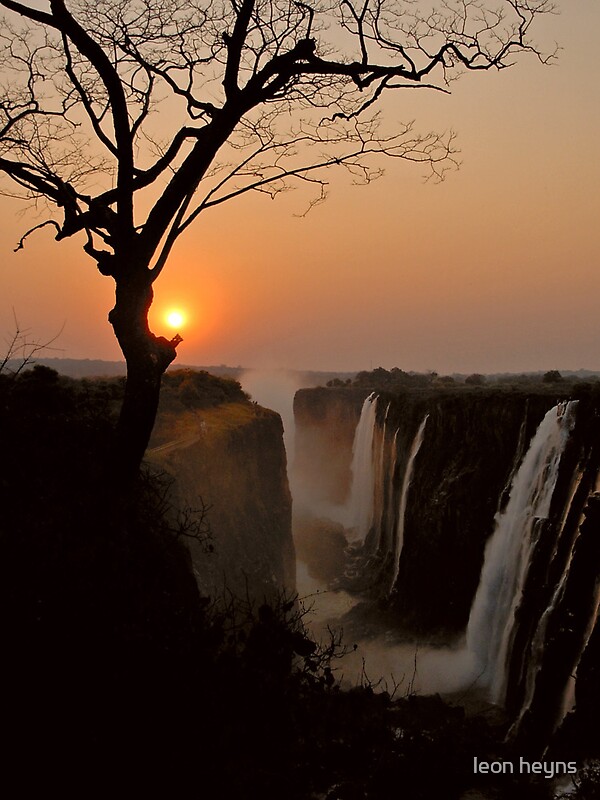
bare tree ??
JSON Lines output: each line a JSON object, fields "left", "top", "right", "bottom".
{"left": 0, "top": 312, "right": 62, "bottom": 376}
{"left": 0, "top": 0, "right": 555, "bottom": 480}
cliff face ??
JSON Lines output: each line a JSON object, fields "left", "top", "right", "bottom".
{"left": 386, "top": 392, "right": 559, "bottom": 635}
{"left": 147, "top": 400, "right": 294, "bottom": 602}
{"left": 294, "top": 387, "right": 559, "bottom": 634}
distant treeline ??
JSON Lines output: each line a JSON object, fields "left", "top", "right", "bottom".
{"left": 6, "top": 357, "right": 358, "bottom": 387}
{"left": 327, "top": 367, "right": 600, "bottom": 392}
{"left": 7, "top": 357, "right": 600, "bottom": 395}
{"left": 0, "top": 363, "right": 249, "bottom": 414}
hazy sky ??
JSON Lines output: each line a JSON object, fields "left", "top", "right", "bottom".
{"left": 1, "top": 1, "right": 599, "bottom": 374}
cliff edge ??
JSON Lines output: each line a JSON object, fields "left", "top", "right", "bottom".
{"left": 148, "top": 377, "right": 295, "bottom": 601}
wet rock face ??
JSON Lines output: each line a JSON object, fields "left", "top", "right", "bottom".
{"left": 567, "top": 495, "right": 600, "bottom": 756}
{"left": 387, "top": 393, "right": 558, "bottom": 635}
{"left": 149, "top": 401, "right": 295, "bottom": 602}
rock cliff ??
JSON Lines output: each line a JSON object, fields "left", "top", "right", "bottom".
{"left": 148, "top": 395, "right": 294, "bottom": 602}
{"left": 295, "top": 386, "right": 560, "bottom": 635}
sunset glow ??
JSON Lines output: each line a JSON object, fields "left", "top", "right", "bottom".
{"left": 1, "top": 2, "right": 599, "bottom": 375}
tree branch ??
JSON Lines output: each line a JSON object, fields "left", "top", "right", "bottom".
{"left": 223, "top": 0, "right": 256, "bottom": 99}
{"left": 61, "top": 34, "right": 118, "bottom": 156}
{"left": 48, "top": 0, "right": 135, "bottom": 241}
{"left": 13, "top": 219, "right": 62, "bottom": 251}
{"left": 0, "top": 0, "right": 555, "bottom": 272}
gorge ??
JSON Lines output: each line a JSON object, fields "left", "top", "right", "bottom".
{"left": 4, "top": 363, "right": 599, "bottom": 793}
{"left": 293, "top": 383, "right": 600, "bottom": 755}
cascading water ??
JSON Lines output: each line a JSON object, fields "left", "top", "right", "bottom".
{"left": 466, "top": 402, "right": 578, "bottom": 704}
{"left": 387, "top": 414, "right": 429, "bottom": 595}
{"left": 345, "top": 393, "right": 378, "bottom": 543}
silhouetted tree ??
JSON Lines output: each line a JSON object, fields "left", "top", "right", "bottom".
{"left": 0, "top": 0, "right": 555, "bottom": 479}
{"left": 465, "top": 373, "right": 485, "bottom": 386}
{"left": 543, "top": 369, "right": 564, "bottom": 384}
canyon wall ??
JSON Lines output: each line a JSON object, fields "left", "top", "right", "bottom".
{"left": 148, "top": 399, "right": 294, "bottom": 603}
{"left": 295, "top": 386, "right": 560, "bottom": 634}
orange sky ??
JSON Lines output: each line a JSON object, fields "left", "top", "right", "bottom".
{"left": 1, "top": 1, "right": 599, "bottom": 374}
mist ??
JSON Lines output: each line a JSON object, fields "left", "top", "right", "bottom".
{"left": 239, "top": 368, "right": 310, "bottom": 465}
{"left": 297, "top": 555, "right": 481, "bottom": 698}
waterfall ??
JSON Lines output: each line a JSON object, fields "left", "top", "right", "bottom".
{"left": 346, "top": 393, "right": 378, "bottom": 543}
{"left": 466, "top": 401, "right": 578, "bottom": 704}
{"left": 388, "top": 414, "right": 429, "bottom": 595}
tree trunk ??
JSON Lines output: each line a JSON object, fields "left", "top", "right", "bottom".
{"left": 108, "top": 271, "right": 179, "bottom": 484}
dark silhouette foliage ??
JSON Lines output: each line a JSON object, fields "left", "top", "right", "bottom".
{"left": 347, "top": 366, "right": 438, "bottom": 391}
{"left": 161, "top": 367, "right": 249, "bottom": 410}
{"left": 543, "top": 369, "right": 564, "bottom": 384}
{"left": 465, "top": 373, "right": 486, "bottom": 386}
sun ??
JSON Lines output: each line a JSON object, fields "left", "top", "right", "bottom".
{"left": 165, "top": 309, "right": 186, "bottom": 329}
